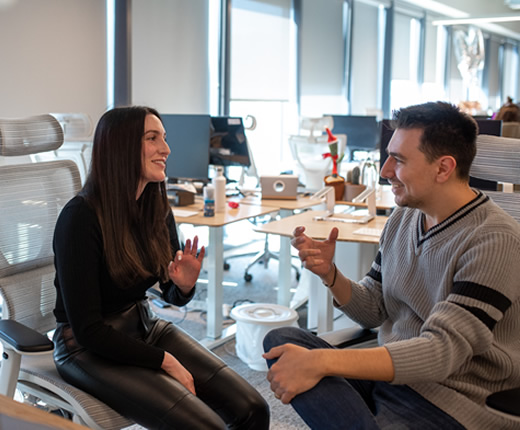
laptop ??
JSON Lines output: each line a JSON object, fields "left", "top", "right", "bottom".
{"left": 260, "top": 175, "right": 299, "bottom": 200}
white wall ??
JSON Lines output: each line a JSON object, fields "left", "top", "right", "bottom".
{"left": 0, "top": 0, "right": 106, "bottom": 124}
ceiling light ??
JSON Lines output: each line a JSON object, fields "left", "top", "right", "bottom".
{"left": 433, "top": 13, "right": 520, "bottom": 26}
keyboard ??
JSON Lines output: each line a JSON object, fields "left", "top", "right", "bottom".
{"left": 353, "top": 227, "right": 383, "bottom": 237}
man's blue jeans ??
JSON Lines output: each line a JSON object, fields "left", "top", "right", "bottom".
{"left": 263, "top": 327, "right": 465, "bottom": 430}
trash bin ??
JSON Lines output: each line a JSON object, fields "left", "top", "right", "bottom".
{"left": 230, "top": 303, "right": 299, "bottom": 371}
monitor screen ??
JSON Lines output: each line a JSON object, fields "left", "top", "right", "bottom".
{"left": 209, "top": 116, "right": 251, "bottom": 167}
{"left": 161, "top": 114, "right": 211, "bottom": 183}
{"left": 328, "top": 115, "right": 380, "bottom": 158}
{"left": 475, "top": 119, "right": 502, "bottom": 136}
{"left": 378, "top": 119, "right": 394, "bottom": 185}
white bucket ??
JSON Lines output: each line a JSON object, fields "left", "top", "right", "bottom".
{"left": 230, "top": 303, "right": 299, "bottom": 371}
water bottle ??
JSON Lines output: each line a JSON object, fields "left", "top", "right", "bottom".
{"left": 212, "top": 166, "right": 226, "bottom": 213}
{"left": 203, "top": 184, "right": 215, "bottom": 217}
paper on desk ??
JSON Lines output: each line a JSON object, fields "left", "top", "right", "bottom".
{"left": 172, "top": 209, "right": 199, "bottom": 218}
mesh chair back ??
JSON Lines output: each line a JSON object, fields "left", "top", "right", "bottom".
{"left": 0, "top": 114, "right": 80, "bottom": 333}
{"left": 470, "top": 134, "right": 520, "bottom": 222}
{"left": 0, "top": 161, "right": 81, "bottom": 333}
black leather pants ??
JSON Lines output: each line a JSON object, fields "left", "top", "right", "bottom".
{"left": 53, "top": 300, "right": 269, "bottom": 429}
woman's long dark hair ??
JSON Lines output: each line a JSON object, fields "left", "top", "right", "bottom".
{"left": 82, "top": 106, "right": 172, "bottom": 287}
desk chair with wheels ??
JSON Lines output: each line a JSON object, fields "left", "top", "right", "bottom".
{"left": 318, "top": 134, "right": 520, "bottom": 420}
{"left": 0, "top": 115, "right": 133, "bottom": 430}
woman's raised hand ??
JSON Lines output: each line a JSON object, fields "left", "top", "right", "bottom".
{"left": 168, "top": 236, "right": 205, "bottom": 294}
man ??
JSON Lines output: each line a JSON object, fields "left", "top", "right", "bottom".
{"left": 263, "top": 102, "right": 520, "bottom": 429}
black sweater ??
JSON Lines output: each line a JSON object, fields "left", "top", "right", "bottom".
{"left": 53, "top": 195, "right": 194, "bottom": 370}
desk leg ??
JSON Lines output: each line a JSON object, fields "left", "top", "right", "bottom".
{"left": 278, "top": 235, "right": 292, "bottom": 307}
{"left": 308, "top": 273, "right": 333, "bottom": 333}
{"left": 206, "top": 226, "right": 223, "bottom": 339}
{"left": 277, "top": 209, "right": 293, "bottom": 307}
{"left": 308, "top": 242, "right": 378, "bottom": 334}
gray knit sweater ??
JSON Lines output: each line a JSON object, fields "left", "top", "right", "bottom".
{"left": 339, "top": 191, "right": 520, "bottom": 429}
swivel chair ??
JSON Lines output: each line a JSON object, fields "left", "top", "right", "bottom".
{"left": 470, "top": 134, "right": 520, "bottom": 422}
{"left": 0, "top": 115, "right": 133, "bottom": 429}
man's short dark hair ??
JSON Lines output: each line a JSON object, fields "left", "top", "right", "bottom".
{"left": 392, "top": 101, "right": 478, "bottom": 180}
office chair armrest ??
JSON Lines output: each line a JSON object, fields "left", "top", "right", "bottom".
{"left": 486, "top": 387, "right": 520, "bottom": 421}
{"left": 318, "top": 327, "right": 378, "bottom": 349}
{"left": 0, "top": 320, "right": 54, "bottom": 354}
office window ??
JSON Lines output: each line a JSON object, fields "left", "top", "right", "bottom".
{"left": 229, "top": 0, "right": 297, "bottom": 176}
{"left": 389, "top": 11, "right": 423, "bottom": 112}
{"left": 485, "top": 37, "right": 502, "bottom": 111}
{"left": 421, "top": 17, "right": 446, "bottom": 104}
{"left": 299, "top": 0, "right": 347, "bottom": 117}
{"left": 350, "top": 0, "right": 382, "bottom": 115}
{"left": 447, "top": 26, "right": 486, "bottom": 109}
{"left": 502, "top": 42, "right": 520, "bottom": 105}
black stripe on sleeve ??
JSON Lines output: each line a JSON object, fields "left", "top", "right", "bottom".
{"left": 452, "top": 281, "right": 512, "bottom": 314}
{"left": 374, "top": 251, "right": 382, "bottom": 266}
{"left": 455, "top": 303, "right": 497, "bottom": 331}
{"left": 367, "top": 251, "right": 382, "bottom": 283}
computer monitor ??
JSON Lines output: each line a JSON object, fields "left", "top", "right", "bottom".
{"left": 475, "top": 119, "right": 502, "bottom": 136}
{"left": 378, "top": 119, "right": 394, "bottom": 185}
{"left": 161, "top": 114, "right": 211, "bottom": 183}
{"left": 209, "top": 116, "right": 251, "bottom": 167}
{"left": 328, "top": 115, "right": 380, "bottom": 160}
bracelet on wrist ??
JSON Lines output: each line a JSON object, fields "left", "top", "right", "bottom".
{"left": 322, "top": 263, "right": 337, "bottom": 288}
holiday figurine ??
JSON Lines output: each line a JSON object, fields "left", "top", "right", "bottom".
{"left": 323, "top": 127, "right": 345, "bottom": 200}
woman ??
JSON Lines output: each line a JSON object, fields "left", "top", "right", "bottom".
{"left": 52, "top": 106, "right": 269, "bottom": 429}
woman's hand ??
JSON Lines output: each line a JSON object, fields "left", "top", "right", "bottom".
{"left": 168, "top": 235, "right": 205, "bottom": 294}
{"left": 291, "top": 226, "right": 338, "bottom": 278}
{"left": 161, "top": 352, "right": 196, "bottom": 395}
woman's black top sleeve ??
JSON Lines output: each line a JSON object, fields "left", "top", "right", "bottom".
{"left": 52, "top": 195, "right": 193, "bottom": 370}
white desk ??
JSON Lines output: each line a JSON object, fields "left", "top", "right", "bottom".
{"left": 173, "top": 200, "right": 277, "bottom": 344}
{"left": 255, "top": 210, "right": 387, "bottom": 333}
{"left": 240, "top": 195, "right": 323, "bottom": 306}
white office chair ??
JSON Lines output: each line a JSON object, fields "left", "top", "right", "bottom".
{"left": 471, "top": 134, "right": 520, "bottom": 421}
{"left": 289, "top": 116, "right": 346, "bottom": 191}
{"left": 0, "top": 115, "right": 133, "bottom": 429}
{"left": 51, "top": 112, "right": 94, "bottom": 184}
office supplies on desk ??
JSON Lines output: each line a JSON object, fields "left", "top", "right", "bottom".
{"left": 314, "top": 213, "right": 374, "bottom": 224}
{"left": 168, "top": 184, "right": 196, "bottom": 206}
{"left": 260, "top": 175, "right": 299, "bottom": 199}
{"left": 173, "top": 208, "right": 199, "bottom": 218}
{"left": 353, "top": 227, "right": 383, "bottom": 236}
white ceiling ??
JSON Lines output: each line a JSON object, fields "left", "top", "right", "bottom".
{"left": 401, "top": 0, "right": 520, "bottom": 40}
